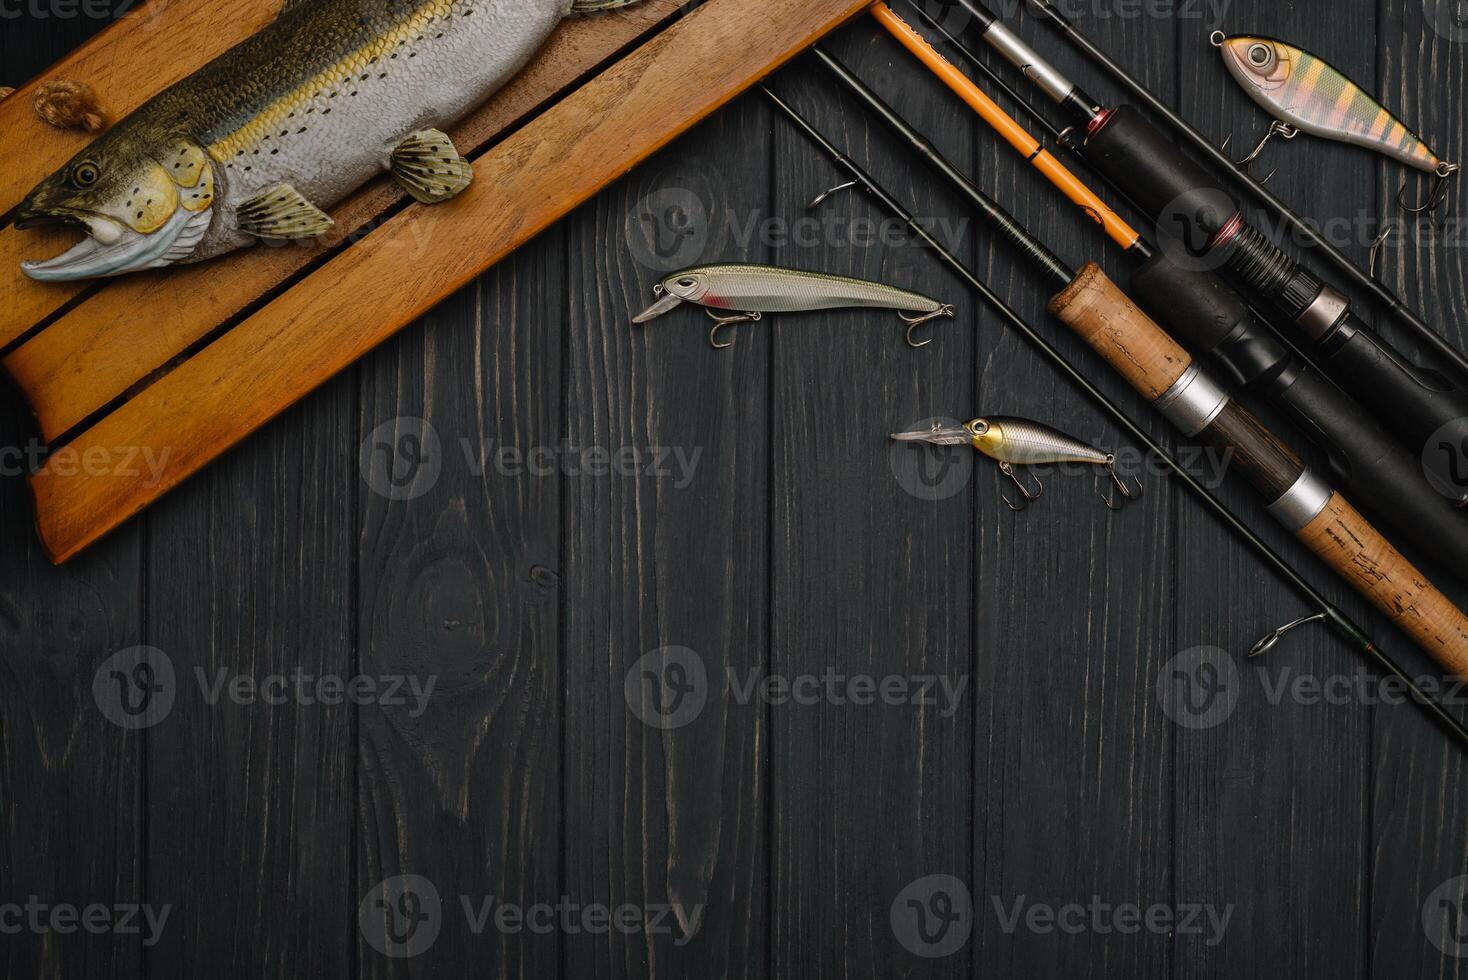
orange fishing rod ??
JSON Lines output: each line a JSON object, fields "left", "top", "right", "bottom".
{"left": 868, "top": 1, "right": 1140, "bottom": 251}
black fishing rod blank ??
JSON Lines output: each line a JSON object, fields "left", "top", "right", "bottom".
{"left": 931, "top": 0, "right": 1468, "bottom": 506}
{"left": 1022, "top": 0, "right": 1468, "bottom": 386}
{"left": 760, "top": 84, "right": 1468, "bottom": 749}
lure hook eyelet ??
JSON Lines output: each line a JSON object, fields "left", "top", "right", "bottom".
{"left": 1209, "top": 30, "right": 1226, "bottom": 48}
{"left": 999, "top": 462, "right": 1044, "bottom": 512}
{"left": 1399, "top": 161, "right": 1459, "bottom": 218}
{"left": 1231, "top": 120, "right": 1298, "bottom": 171}
{"left": 1097, "top": 457, "right": 1144, "bottom": 512}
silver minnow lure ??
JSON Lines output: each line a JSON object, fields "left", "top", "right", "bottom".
{"left": 891, "top": 416, "right": 1142, "bottom": 511}
{"left": 633, "top": 263, "right": 956, "bottom": 349}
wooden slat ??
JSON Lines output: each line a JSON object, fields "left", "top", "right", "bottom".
{"left": 0, "top": 0, "right": 281, "bottom": 219}
{"left": 0, "top": 225, "right": 89, "bottom": 349}
{"left": 29, "top": 0, "right": 871, "bottom": 563}
{"left": 3, "top": 0, "right": 684, "bottom": 434}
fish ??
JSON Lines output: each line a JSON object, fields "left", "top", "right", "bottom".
{"left": 1215, "top": 32, "right": 1451, "bottom": 176}
{"left": 891, "top": 416, "right": 1141, "bottom": 511}
{"left": 632, "top": 263, "right": 956, "bottom": 348}
{"left": 14, "top": 0, "right": 645, "bottom": 282}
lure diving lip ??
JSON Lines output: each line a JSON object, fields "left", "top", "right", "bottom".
{"left": 634, "top": 262, "right": 956, "bottom": 348}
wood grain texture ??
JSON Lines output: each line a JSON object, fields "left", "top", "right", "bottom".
{"left": 561, "top": 111, "right": 768, "bottom": 978}
{"left": 142, "top": 378, "right": 357, "bottom": 976}
{"left": 27, "top": 0, "right": 873, "bottom": 564}
{"left": 1198, "top": 401, "right": 1305, "bottom": 503}
{"left": 768, "top": 33, "right": 976, "bottom": 979}
{"left": 1369, "top": 3, "right": 1468, "bottom": 977}
{"left": 356, "top": 245, "right": 564, "bottom": 978}
{"left": 1, "top": 0, "right": 685, "bottom": 439}
{"left": 1047, "top": 262, "right": 1192, "bottom": 399}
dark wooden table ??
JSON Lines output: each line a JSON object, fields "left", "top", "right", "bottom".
{"left": 4, "top": 0, "right": 1468, "bottom": 976}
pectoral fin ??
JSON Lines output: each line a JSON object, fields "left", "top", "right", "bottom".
{"left": 390, "top": 129, "right": 474, "bottom": 204}
{"left": 237, "top": 184, "right": 334, "bottom": 240}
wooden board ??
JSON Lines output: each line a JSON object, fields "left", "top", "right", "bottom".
{"left": 20, "top": 0, "right": 870, "bottom": 563}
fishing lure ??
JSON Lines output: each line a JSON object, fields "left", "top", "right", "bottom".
{"left": 890, "top": 417, "right": 1141, "bottom": 511}
{"left": 15, "top": 0, "right": 649, "bottom": 281}
{"left": 1212, "top": 31, "right": 1459, "bottom": 213}
{"left": 633, "top": 263, "right": 956, "bottom": 349}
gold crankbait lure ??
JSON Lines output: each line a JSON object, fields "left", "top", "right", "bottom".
{"left": 1213, "top": 31, "right": 1459, "bottom": 213}
{"left": 891, "top": 416, "right": 1142, "bottom": 512}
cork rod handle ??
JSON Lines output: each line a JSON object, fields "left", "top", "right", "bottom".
{"left": 1299, "top": 495, "right": 1468, "bottom": 680}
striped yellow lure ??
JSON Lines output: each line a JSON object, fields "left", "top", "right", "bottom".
{"left": 1213, "top": 31, "right": 1458, "bottom": 209}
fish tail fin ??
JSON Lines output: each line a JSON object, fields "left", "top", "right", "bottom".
{"left": 570, "top": 0, "right": 644, "bottom": 11}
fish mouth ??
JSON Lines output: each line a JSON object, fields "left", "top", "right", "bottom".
{"left": 21, "top": 206, "right": 212, "bottom": 282}
{"left": 632, "top": 292, "right": 685, "bottom": 324}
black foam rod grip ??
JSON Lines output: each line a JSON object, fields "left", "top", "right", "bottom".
{"left": 1130, "top": 252, "right": 1289, "bottom": 389}
{"left": 1084, "top": 104, "right": 1236, "bottom": 244}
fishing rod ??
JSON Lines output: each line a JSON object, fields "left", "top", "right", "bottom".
{"left": 885, "top": 0, "right": 1468, "bottom": 510}
{"left": 858, "top": 6, "right": 1468, "bottom": 576}
{"left": 1020, "top": 0, "right": 1468, "bottom": 383}
{"left": 759, "top": 84, "right": 1468, "bottom": 749}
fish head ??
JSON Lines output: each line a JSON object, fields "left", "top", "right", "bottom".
{"left": 1220, "top": 35, "right": 1295, "bottom": 94}
{"left": 16, "top": 130, "right": 216, "bottom": 282}
{"left": 966, "top": 418, "right": 1006, "bottom": 456}
{"left": 632, "top": 268, "right": 716, "bottom": 323}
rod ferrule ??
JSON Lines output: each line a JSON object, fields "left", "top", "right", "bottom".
{"left": 1296, "top": 285, "right": 1351, "bottom": 342}
{"left": 1265, "top": 468, "right": 1333, "bottom": 531}
{"left": 1154, "top": 364, "right": 1230, "bottom": 436}
{"left": 981, "top": 21, "right": 1075, "bottom": 104}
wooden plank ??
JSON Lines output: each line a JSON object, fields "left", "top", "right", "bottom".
{"left": 2, "top": 0, "right": 684, "bottom": 435}
{"left": 766, "top": 32, "right": 975, "bottom": 978}
{"left": 0, "top": 225, "right": 89, "bottom": 350}
{"left": 142, "top": 380, "right": 357, "bottom": 976}
{"left": 922, "top": 7, "right": 1180, "bottom": 971}
{"left": 355, "top": 243, "right": 564, "bottom": 976}
{"left": 560, "top": 106, "right": 768, "bottom": 978}
{"left": 1369, "top": 3, "right": 1468, "bottom": 976}
{"left": 1173, "top": 1, "right": 1374, "bottom": 975}
{"left": 0, "top": 0, "right": 282, "bottom": 220}
{"left": 30, "top": 0, "right": 873, "bottom": 564}
{"left": 0, "top": 17, "right": 143, "bottom": 978}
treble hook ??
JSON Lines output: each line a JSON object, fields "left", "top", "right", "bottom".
{"left": 1367, "top": 223, "right": 1397, "bottom": 279}
{"left": 808, "top": 180, "right": 859, "bottom": 210}
{"left": 1248, "top": 611, "right": 1328, "bottom": 658}
{"left": 999, "top": 462, "right": 1044, "bottom": 512}
{"left": 706, "top": 309, "right": 762, "bottom": 349}
{"left": 1227, "top": 120, "right": 1299, "bottom": 172}
{"left": 1097, "top": 456, "right": 1144, "bottom": 511}
{"left": 898, "top": 305, "right": 955, "bottom": 348}
{"left": 1399, "top": 161, "right": 1459, "bottom": 218}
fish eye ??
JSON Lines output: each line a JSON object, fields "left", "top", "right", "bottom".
{"left": 969, "top": 420, "right": 988, "bottom": 435}
{"left": 676, "top": 277, "right": 697, "bottom": 289}
{"left": 71, "top": 161, "right": 102, "bottom": 188}
{"left": 1247, "top": 43, "right": 1273, "bottom": 67}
